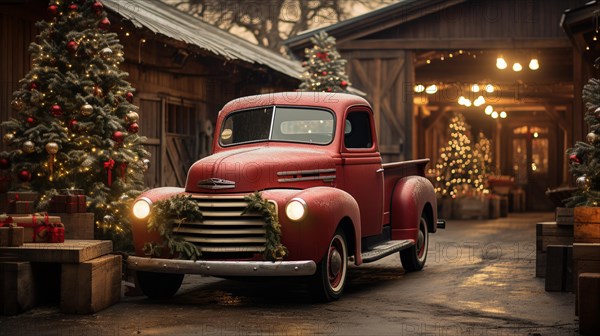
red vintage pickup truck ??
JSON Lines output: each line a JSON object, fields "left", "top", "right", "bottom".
{"left": 128, "top": 92, "right": 443, "bottom": 301}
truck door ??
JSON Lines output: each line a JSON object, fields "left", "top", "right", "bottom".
{"left": 341, "top": 109, "right": 384, "bottom": 237}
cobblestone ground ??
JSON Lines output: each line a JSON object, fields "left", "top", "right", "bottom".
{"left": 0, "top": 212, "right": 579, "bottom": 336}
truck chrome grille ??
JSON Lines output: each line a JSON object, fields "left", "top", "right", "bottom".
{"left": 173, "top": 195, "right": 268, "bottom": 257}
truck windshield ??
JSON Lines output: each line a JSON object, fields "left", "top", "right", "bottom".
{"left": 220, "top": 107, "right": 335, "bottom": 146}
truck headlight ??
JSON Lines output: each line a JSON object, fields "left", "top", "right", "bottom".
{"left": 132, "top": 197, "right": 152, "bottom": 219}
{"left": 286, "top": 198, "right": 307, "bottom": 221}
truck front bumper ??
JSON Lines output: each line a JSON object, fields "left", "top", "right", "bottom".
{"left": 127, "top": 256, "right": 317, "bottom": 277}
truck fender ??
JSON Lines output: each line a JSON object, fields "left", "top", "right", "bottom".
{"left": 280, "top": 187, "right": 363, "bottom": 265}
{"left": 131, "top": 187, "right": 186, "bottom": 256}
{"left": 390, "top": 176, "right": 437, "bottom": 242}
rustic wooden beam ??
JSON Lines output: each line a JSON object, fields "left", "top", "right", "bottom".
{"left": 339, "top": 38, "right": 572, "bottom": 51}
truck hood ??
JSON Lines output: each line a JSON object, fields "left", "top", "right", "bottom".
{"left": 185, "top": 146, "right": 337, "bottom": 193}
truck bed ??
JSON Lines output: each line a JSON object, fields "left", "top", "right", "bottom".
{"left": 382, "top": 158, "right": 431, "bottom": 223}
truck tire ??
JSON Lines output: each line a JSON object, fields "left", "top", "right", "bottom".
{"left": 137, "top": 271, "right": 184, "bottom": 299}
{"left": 400, "top": 215, "right": 429, "bottom": 272}
{"left": 310, "top": 229, "right": 348, "bottom": 302}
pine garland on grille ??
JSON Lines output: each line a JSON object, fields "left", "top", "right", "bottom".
{"left": 144, "top": 195, "right": 202, "bottom": 261}
{"left": 244, "top": 192, "right": 288, "bottom": 261}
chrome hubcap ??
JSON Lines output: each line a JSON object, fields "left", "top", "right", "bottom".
{"left": 329, "top": 248, "right": 342, "bottom": 277}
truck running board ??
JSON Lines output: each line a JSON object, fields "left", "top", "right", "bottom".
{"left": 361, "top": 240, "right": 414, "bottom": 263}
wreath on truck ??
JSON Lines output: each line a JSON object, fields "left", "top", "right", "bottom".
{"left": 142, "top": 192, "right": 287, "bottom": 261}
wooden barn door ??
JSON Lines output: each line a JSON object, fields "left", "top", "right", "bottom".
{"left": 164, "top": 98, "right": 208, "bottom": 187}
{"left": 344, "top": 50, "right": 414, "bottom": 163}
{"left": 138, "top": 97, "right": 162, "bottom": 188}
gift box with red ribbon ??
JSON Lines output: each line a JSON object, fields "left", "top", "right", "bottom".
{"left": 0, "top": 218, "right": 24, "bottom": 247}
{"left": 50, "top": 190, "right": 86, "bottom": 213}
{"left": 12, "top": 213, "right": 62, "bottom": 243}
{"left": 7, "top": 191, "right": 39, "bottom": 214}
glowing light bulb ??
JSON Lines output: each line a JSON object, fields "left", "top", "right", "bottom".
{"left": 528, "top": 58, "right": 539, "bottom": 70}
{"left": 491, "top": 111, "right": 499, "bottom": 119}
{"left": 496, "top": 56, "right": 507, "bottom": 69}
{"left": 485, "top": 105, "right": 493, "bottom": 115}
{"left": 471, "top": 84, "right": 480, "bottom": 92}
{"left": 512, "top": 62, "right": 522, "bottom": 72}
{"left": 500, "top": 111, "right": 507, "bottom": 118}
{"left": 485, "top": 84, "right": 494, "bottom": 93}
{"left": 425, "top": 84, "right": 438, "bottom": 94}
{"left": 414, "top": 84, "right": 425, "bottom": 93}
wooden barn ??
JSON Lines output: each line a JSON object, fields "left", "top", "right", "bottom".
{"left": 0, "top": 0, "right": 301, "bottom": 188}
{"left": 286, "top": 0, "right": 595, "bottom": 211}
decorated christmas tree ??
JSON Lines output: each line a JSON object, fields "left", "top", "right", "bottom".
{"left": 0, "top": 0, "right": 149, "bottom": 249}
{"left": 434, "top": 112, "right": 479, "bottom": 198}
{"left": 299, "top": 31, "right": 351, "bottom": 93}
{"left": 567, "top": 61, "right": 600, "bottom": 207}
{"left": 473, "top": 131, "right": 493, "bottom": 194}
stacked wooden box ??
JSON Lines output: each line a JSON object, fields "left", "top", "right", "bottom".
{"left": 0, "top": 240, "right": 121, "bottom": 315}
{"left": 572, "top": 207, "right": 600, "bottom": 335}
{"left": 535, "top": 210, "right": 574, "bottom": 282}
{"left": 453, "top": 196, "right": 486, "bottom": 220}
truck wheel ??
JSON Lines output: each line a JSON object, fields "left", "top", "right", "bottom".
{"left": 137, "top": 271, "right": 184, "bottom": 299}
{"left": 310, "top": 229, "right": 348, "bottom": 302}
{"left": 400, "top": 216, "right": 429, "bottom": 272}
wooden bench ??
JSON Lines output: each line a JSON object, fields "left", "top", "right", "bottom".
{"left": 0, "top": 240, "right": 121, "bottom": 315}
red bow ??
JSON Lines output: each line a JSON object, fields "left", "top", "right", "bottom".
{"left": 104, "top": 159, "right": 115, "bottom": 186}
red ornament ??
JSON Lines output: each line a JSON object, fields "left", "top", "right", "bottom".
{"left": 69, "top": 119, "right": 78, "bottom": 130}
{"left": 326, "top": 87, "right": 332, "bottom": 92}
{"left": 18, "top": 169, "right": 32, "bottom": 182}
{"left": 68, "top": 3, "right": 78, "bottom": 11}
{"left": 316, "top": 52, "right": 329, "bottom": 60}
{"left": 26, "top": 117, "right": 35, "bottom": 125}
{"left": 302, "top": 61, "right": 307, "bottom": 67}
{"left": 99, "top": 18, "right": 110, "bottom": 30}
{"left": 93, "top": 85, "right": 103, "bottom": 97}
{"left": 321, "top": 71, "right": 327, "bottom": 76}
{"left": 127, "top": 123, "right": 139, "bottom": 134}
{"left": 126, "top": 92, "right": 134, "bottom": 103}
{"left": 29, "top": 82, "right": 38, "bottom": 91}
{"left": 50, "top": 104, "right": 62, "bottom": 116}
{"left": 92, "top": 1, "right": 104, "bottom": 14}
{"left": 67, "top": 40, "right": 78, "bottom": 53}
{"left": 569, "top": 153, "right": 582, "bottom": 164}
{"left": 112, "top": 131, "right": 125, "bottom": 143}
{"left": 104, "top": 159, "right": 115, "bottom": 186}
{"left": 340, "top": 80, "right": 348, "bottom": 88}
{"left": 0, "top": 158, "right": 9, "bottom": 170}
{"left": 47, "top": 4, "right": 59, "bottom": 16}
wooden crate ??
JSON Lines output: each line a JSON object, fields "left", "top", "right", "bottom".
{"left": 574, "top": 207, "right": 600, "bottom": 243}
{"left": 573, "top": 243, "right": 600, "bottom": 316}
{"left": 0, "top": 261, "right": 37, "bottom": 315}
{"left": 535, "top": 222, "right": 573, "bottom": 278}
{"left": 0, "top": 240, "right": 112, "bottom": 263}
{"left": 453, "top": 197, "right": 485, "bottom": 220}
{"left": 49, "top": 212, "right": 95, "bottom": 240}
{"left": 556, "top": 207, "right": 574, "bottom": 226}
{"left": 544, "top": 245, "right": 573, "bottom": 292}
{"left": 60, "top": 254, "right": 122, "bottom": 314}
{"left": 578, "top": 273, "right": 600, "bottom": 335}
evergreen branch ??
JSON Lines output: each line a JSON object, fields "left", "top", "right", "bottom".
{"left": 243, "top": 192, "right": 288, "bottom": 261}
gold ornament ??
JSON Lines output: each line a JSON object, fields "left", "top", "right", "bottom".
{"left": 100, "top": 47, "right": 113, "bottom": 60}
{"left": 45, "top": 142, "right": 59, "bottom": 154}
{"left": 3, "top": 133, "right": 14, "bottom": 145}
{"left": 22, "top": 140, "right": 35, "bottom": 153}
{"left": 576, "top": 175, "right": 589, "bottom": 189}
{"left": 126, "top": 111, "right": 139, "bottom": 123}
{"left": 587, "top": 132, "right": 600, "bottom": 144}
{"left": 11, "top": 98, "right": 24, "bottom": 111}
{"left": 80, "top": 104, "right": 94, "bottom": 116}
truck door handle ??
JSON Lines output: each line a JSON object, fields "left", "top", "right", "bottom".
{"left": 376, "top": 168, "right": 384, "bottom": 173}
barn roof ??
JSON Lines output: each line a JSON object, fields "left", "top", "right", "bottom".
{"left": 102, "top": 0, "right": 302, "bottom": 79}
{"left": 285, "top": 0, "right": 466, "bottom": 51}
